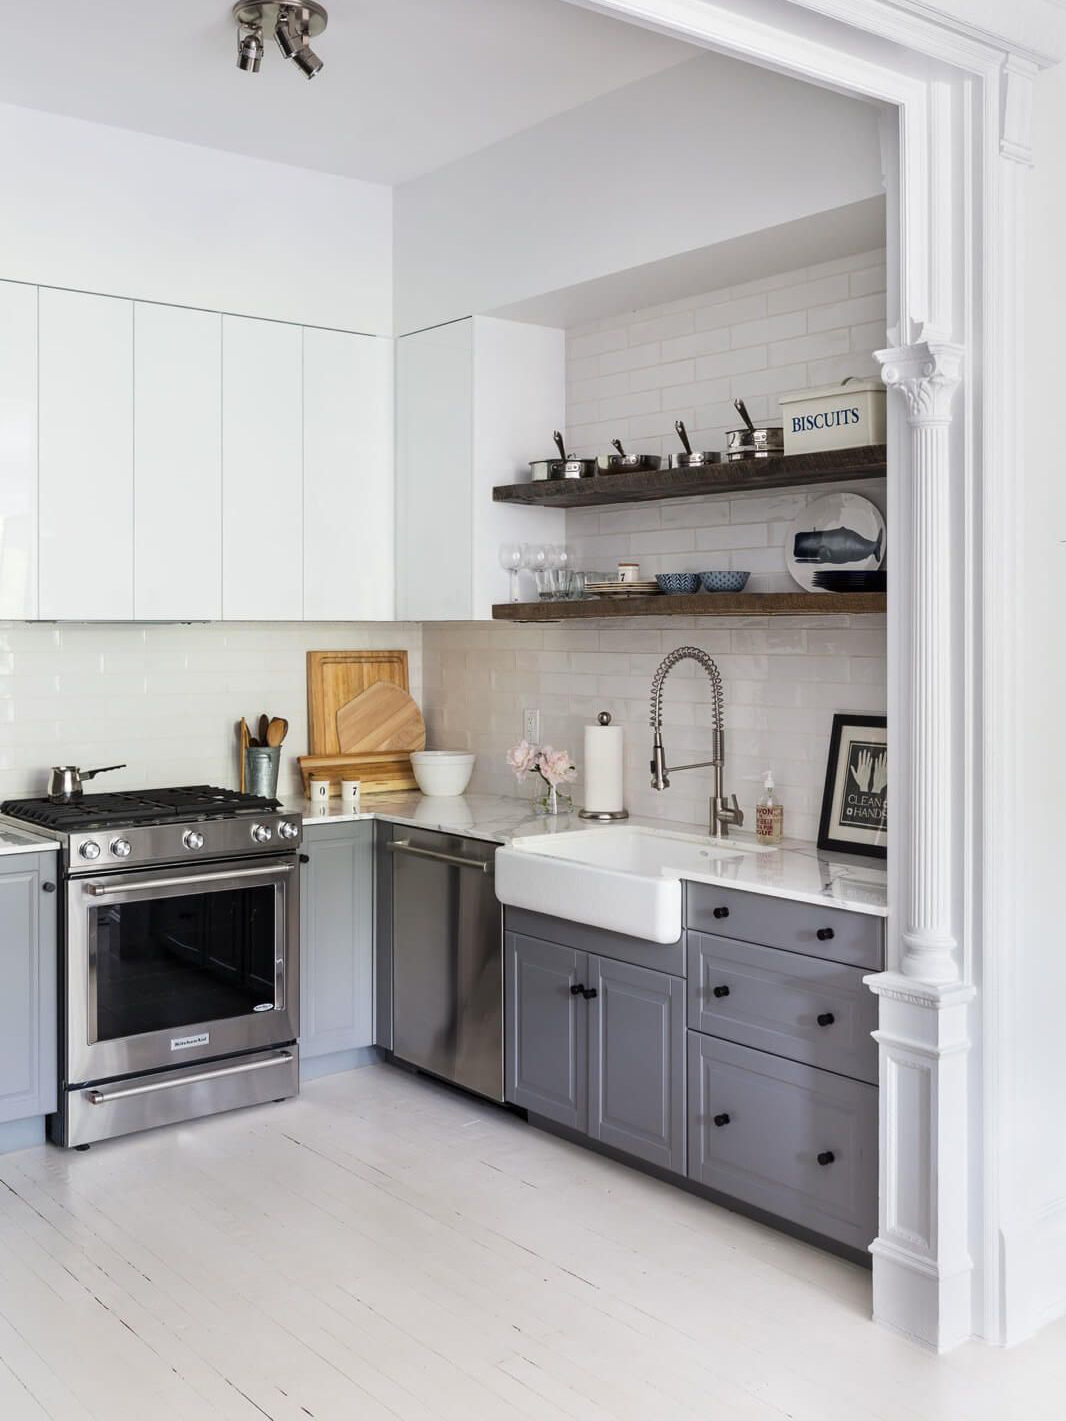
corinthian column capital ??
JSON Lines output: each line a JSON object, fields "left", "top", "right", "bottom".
{"left": 877, "top": 342, "right": 964, "bottom": 425}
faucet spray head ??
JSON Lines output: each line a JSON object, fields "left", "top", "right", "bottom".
{"left": 651, "top": 734, "right": 669, "bottom": 790}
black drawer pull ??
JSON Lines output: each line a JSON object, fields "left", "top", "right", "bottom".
{"left": 712, "top": 906, "right": 730, "bottom": 919}
{"left": 42, "top": 882, "right": 56, "bottom": 893}
{"left": 712, "top": 985, "right": 730, "bottom": 999}
{"left": 570, "top": 983, "right": 585, "bottom": 996}
{"left": 817, "top": 1150, "right": 835, "bottom": 1167}
{"left": 816, "top": 927, "right": 835, "bottom": 941}
{"left": 582, "top": 987, "right": 598, "bottom": 1001}
{"left": 299, "top": 853, "right": 310, "bottom": 864}
{"left": 816, "top": 1012, "right": 835, "bottom": 1028}
{"left": 713, "top": 1112, "right": 730, "bottom": 1128}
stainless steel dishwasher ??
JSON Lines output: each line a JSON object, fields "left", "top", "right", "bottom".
{"left": 388, "top": 828, "right": 503, "bottom": 1101}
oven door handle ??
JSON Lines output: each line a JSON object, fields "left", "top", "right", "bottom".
{"left": 85, "top": 1050, "right": 295, "bottom": 1104}
{"left": 83, "top": 862, "right": 295, "bottom": 897}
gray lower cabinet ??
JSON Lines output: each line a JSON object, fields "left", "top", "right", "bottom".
{"left": 0, "top": 853, "right": 58, "bottom": 1126}
{"left": 299, "top": 821, "right": 374, "bottom": 1060}
{"left": 688, "top": 1031, "right": 878, "bottom": 1251}
{"left": 505, "top": 930, "right": 685, "bottom": 1173}
{"left": 505, "top": 933, "right": 588, "bottom": 1132}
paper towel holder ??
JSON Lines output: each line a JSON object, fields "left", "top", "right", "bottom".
{"left": 579, "top": 711, "right": 630, "bottom": 821}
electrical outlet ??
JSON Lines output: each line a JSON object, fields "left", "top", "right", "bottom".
{"left": 522, "top": 708, "right": 540, "bottom": 744}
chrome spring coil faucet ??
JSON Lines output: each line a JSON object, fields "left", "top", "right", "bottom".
{"left": 649, "top": 645, "right": 744, "bottom": 837}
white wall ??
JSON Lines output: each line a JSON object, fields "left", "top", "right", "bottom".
{"left": 0, "top": 622, "right": 421, "bottom": 803}
{"left": 393, "top": 50, "right": 885, "bottom": 333}
{"left": 0, "top": 103, "right": 393, "bottom": 334}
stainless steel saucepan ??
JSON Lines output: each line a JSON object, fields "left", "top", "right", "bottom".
{"left": 529, "top": 430, "right": 598, "bottom": 481}
{"left": 670, "top": 420, "right": 721, "bottom": 469}
{"left": 48, "top": 764, "right": 126, "bottom": 801}
{"left": 603, "top": 438, "right": 662, "bottom": 474}
{"left": 724, "top": 399, "right": 784, "bottom": 461}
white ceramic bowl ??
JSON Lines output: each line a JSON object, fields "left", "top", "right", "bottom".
{"left": 410, "top": 750, "right": 476, "bottom": 797}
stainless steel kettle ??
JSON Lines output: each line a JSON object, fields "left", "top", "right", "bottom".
{"left": 48, "top": 764, "right": 126, "bottom": 800}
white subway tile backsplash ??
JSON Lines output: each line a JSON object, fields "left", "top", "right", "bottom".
{"left": 730, "top": 310, "right": 806, "bottom": 349}
{"left": 808, "top": 293, "right": 887, "bottom": 334}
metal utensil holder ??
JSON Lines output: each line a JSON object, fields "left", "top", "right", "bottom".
{"left": 245, "top": 746, "right": 281, "bottom": 798}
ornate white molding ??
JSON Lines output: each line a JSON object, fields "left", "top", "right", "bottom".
{"left": 1001, "top": 54, "right": 1038, "bottom": 166}
{"left": 880, "top": 342, "right": 964, "bottom": 423}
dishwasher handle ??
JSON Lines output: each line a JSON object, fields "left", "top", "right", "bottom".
{"left": 388, "top": 838, "right": 494, "bottom": 874}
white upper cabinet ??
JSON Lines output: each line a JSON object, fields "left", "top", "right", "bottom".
{"left": 134, "top": 303, "right": 222, "bottom": 621}
{"left": 303, "top": 328, "right": 394, "bottom": 620}
{"left": 0, "top": 281, "right": 38, "bottom": 619}
{"left": 221, "top": 315, "right": 304, "bottom": 620}
{"left": 38, "top": 289, "right": 134, "bottom": 620}
{"left": 395, "top": 315, "right": 566, "bottom": 621}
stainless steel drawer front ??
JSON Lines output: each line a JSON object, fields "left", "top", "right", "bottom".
{"left": 685, "top": 885, "right": 884, "bottom": 971}
{"left": 687, "top": 1032, "right": 877, "bottom": 1251}
{"left": 689, "top": 933, "right": 878, "bottom": 1084}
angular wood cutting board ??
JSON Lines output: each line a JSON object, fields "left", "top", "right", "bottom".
{"left": 336, "top": 681, "right": 426, "bottom": 754}
{"left": 307, "top": 649, "right": 412, "bottom": 756}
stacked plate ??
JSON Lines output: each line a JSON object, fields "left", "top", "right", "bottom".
{"left": 584, "top": 579, "right": 660, "bottom": 597}
{"left": 812, "top": 570, "right": 887, "bottom": 592}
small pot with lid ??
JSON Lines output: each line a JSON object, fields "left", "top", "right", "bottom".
{"left": 529, "top": 430, "right": 598, "bottom": 481}
{"left": 724, "top": 399, "right": 784, "bottom": 461}
{"left": 602, "top": 438, "right": 662, "bottom": 474}
{"left": 670, "top": 420, "right": 721, "bottom": 469}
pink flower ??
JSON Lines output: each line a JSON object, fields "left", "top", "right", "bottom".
{"left": 506, "top": 739, "right": 537, "bottom": 781}
{"left": 536, "top": 746, "right": 577, "bottom": 788}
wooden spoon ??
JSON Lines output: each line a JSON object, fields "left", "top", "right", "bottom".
{"left": 266, "top": 717, "right": 288, "bottom": 748}
{"left": 258, "top": 714, "right": 269, "bottom": 745}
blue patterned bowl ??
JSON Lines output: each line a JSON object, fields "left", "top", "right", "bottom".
{"left": 700, "top": 571, "right": 750, "bottom": 593}
{"left": 655, "top": 573, "right": 701, "bottom": 595}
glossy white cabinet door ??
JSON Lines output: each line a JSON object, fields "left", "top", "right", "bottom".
{"left": 395, "top": 320, "right": 473, "bottom": 620}
{"left": 303, "top": 328, "right": 393, "bottom": 620}
{"left": 0, "top": 281, "right": 38, "bottom": 619}
{"left": 38, "top": 288, "right": 134, "bottom": 620}
{"left": 134, "top": 303, "right": 222, "bottom": 621}
{"left": 221, "top": 316, "right": 303, "bottom": 620}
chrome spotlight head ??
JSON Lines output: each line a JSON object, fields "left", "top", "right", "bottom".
{"left": 232, "top": 2, "right": 327, "bottom": 78}
{"left": 236, "top": 27, "right": 264, "bottom": 71}
{"left": 291, "top": 43, "right": 323, "bottom": 78}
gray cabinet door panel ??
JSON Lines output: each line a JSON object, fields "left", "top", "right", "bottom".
{"left": 300, "top": 822, "right": 374, "bottom": 1059}
{"left": 687, "top": 1032, "right": 877, "bottom": 1251}
{"left": 685, "top": 885, "right": 883, "bottom": 972}
{"left": 505, "top": 933, "right": 587, "bottom": 1131}
{"left": 689, "top": 933, "right": 878, "bottom": 1084}
{"left": 0, "top": 854, "right": 57, "bottom": 1124}
{"left": 504, "top": 906, "right": 684, "bottom": 976}
{"left": 588, "top": 956, "right": 685, "bottom": 1174}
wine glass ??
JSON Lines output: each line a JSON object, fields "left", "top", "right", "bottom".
{"left": 498, "top": 542, "right": 523, "bottom": 603}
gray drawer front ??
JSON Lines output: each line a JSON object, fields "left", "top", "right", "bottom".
{"left": 689, "top": 933, "right": 878, "bottom": 1084}
{"left": 687, "top": 1033, "right": 877, "bottom": 1251}
{"left": 505, "top": 906, "right": 684, "bottom": 976}
{"left": 685, "top": 885, "right": 883, "bottom": 971}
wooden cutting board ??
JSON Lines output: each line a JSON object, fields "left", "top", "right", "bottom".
{"left": 298, "top": 753, "right": 418, "bottom": 796}
{"left": 336, "top": 681, "right": 426, "bottom": 754}
{"left": 307, "top": 650, "right": 412, "bottom": 756}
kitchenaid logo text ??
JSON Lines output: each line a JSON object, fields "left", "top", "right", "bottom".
{"left": 791, "top": 406, "right": 862, "bottom": 432}
{"left": 171, "top": 1032, "right": 210, "bottom": 1051}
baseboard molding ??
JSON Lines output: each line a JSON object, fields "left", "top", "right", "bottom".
{"left": 0, "top": 1116, "right": 46, "bottom": 1155}
{"left": 1000, "top": 1195, "right": 1066, "bottom": 1343}
{"left": 300, "top": 1045, "right": 383, "bottom": 1082}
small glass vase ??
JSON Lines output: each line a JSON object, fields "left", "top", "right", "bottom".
{"left": 533, "top": 782, "right": 573, "bottom": 816}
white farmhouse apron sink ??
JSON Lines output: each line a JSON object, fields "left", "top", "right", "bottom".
{"left": 495, "top": 826, "right": 775, "bottom": 945}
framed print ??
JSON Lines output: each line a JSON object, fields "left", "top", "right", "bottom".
{"left": 818, "top": 713, "right": 887, "bottom": 859}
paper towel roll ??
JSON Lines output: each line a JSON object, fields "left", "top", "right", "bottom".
{"left": 584, "top": 719, "right": 625, "bottom": 814}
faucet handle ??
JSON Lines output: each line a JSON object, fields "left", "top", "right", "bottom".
{"left": 729, "top": 794, "right": 744, "bottom": 827}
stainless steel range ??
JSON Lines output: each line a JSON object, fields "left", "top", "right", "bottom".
{"left": 0, "top": 786, "right": 302, "bottom": 1148}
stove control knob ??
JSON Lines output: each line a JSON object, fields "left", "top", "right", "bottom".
{"left": 251, "top": 823, "right": 273, "bottom": 844}
{"left": 183, "top": 830, "right": 205, "bottom": 851}
{"left": 110, "top": 839, "right": 132, "bottom": 858}
{"left": 278, "top": 820, "right": 299, "bottom": 841}
{"left": 80, "top": 841, "right": 101, "bottom": 861}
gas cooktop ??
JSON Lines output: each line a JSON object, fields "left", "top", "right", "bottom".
{"left": 1, "top": 785, "right": 281, "bottom": 833}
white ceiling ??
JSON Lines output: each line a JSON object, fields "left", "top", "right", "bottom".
{"left": 0, "top": 0, "right": 698, "bottom": 185}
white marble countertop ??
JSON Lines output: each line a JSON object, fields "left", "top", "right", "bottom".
{"left": 0, "top": 825, "right": 59, "bottom": 858}
{"left": 284, "top": 792, "right": 887, "bottom": 917}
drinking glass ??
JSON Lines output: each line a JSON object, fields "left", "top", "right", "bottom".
{"left": 498, "top": 542, "right": 523, "bottom": 602}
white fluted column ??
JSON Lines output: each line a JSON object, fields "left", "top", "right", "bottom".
{"left": 878, "top": 342, "right": 963, "bottom": 985}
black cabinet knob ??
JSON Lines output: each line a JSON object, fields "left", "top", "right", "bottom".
{"left": 713, "top": 906, "right": 730, "bottom": 920}
{"left": 582, "top": 987, "right": 598, "bottom": 1001}
{"left": 299, "top": 853, "right": 310, "bottom": 864}
{"left": 42, "top": 882, "right": 56, "bottom": 893}
{"left": 570, "top": 983, "right": 585, "bottom": 996}
{"left": 817, "top": 1150, "right": 835, "bottom": 1167}
{"left": 713, "top": 1112, "right": 730, "bottom": 1127}
{"left": 712, "top": 985, "right": 730, "bottom": 999}
{"left": 816, "top": 927, "right": 835, "bottom": 941}
{"left": 816, "top": 1012, "right": 835, "bottom": 1028}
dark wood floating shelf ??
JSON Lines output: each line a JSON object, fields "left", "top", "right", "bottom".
{"left": 493, "top": 592, "right": 887, "bottom": 621}
{"left": 493, "top": 444, "right": 887, "bottom": 509}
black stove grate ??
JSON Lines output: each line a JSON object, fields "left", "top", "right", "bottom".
{"left": 1, "top": 785, "right": 281, "bottom": 832}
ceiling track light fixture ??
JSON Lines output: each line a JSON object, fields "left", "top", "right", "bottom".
{"left": 231, "top": 2, "right": 327, "bottom": 79}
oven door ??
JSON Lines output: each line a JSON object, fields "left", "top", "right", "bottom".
{"left": 65, "top": 856, "right": 299, "bottom": 1085}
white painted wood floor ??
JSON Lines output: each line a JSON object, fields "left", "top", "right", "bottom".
{"left": 1, "top": 1065, "right": 1064, "bottom": 1421}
